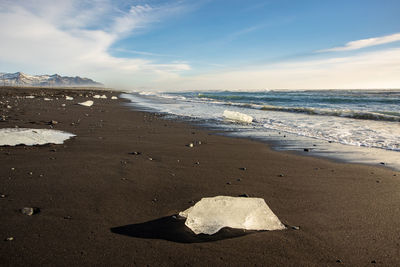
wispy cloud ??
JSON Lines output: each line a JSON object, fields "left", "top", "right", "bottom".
{"left": 318, "top": 32, "right": 400, "bottom": 52}
{"left": 112, "top": 48, "right": 177, "bottom": 57}
{"left": 155, "top": 47, "right": 400, "bottom": 90}
{"left": 0, "top": 0, "right": 191, "bottom": 88}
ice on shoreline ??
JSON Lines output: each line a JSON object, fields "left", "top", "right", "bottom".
{"left": 0, "top": 128, "right": 75, "bottom": 146}
{"left": 78, "top": 100, "right": 93, "bottom": 107}
{"left": 223, "top": 110, "right": 253, "bottom": 123}
{"left": 179, "top": 196, "right": 285, "bottom": 235}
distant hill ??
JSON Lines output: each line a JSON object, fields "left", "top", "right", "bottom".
{"left": 0, "top": 72, "right": 103, "bottom": 87}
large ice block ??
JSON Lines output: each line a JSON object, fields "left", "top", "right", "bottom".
{"left": 0, "top": 128, "right": 75, "bottom": 146}
{"left": 179, "top": 196, "right": 285, "bottom": 235}
{"left": 223, "top": 110, "right": 253, "bottom": 123}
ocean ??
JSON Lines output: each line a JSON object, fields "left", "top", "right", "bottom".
{"left": 121, "top": 90, "right": 400, "bottom": 170}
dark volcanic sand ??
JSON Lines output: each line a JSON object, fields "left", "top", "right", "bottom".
{"left": 0, "top": 87, "right": 399, "bottom": 266}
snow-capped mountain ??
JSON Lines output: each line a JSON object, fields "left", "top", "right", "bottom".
{"left": 0, "top": 72, "right": 103, "bottom": 87}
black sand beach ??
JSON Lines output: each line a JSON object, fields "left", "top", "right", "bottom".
{"left": 1, "top": 87, "right": 399, "bottom": 266}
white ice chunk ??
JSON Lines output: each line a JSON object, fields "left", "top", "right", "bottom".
{"left": 0, "top": 128, "right": 75, "bottom": 146}
{"left": 179, "top": 196, "right": 285, "bottom": 235}
{"left": 65, "top": 96, "right": 73, "bottom": 100}
{"left": 100, "top": 95, "right": 107, "bottom": 99}
{"left": 111, "top": 96, "right": 118, "bottom": 100}
{"left": 25, "top": 96, "right": 35, "bottom": 99}
{"left": 93, "top": 95, "right": 101, "bottom": 99}
{"left": 223, "top": 110, "right": 253, "bottom": 123}
{"left": 44, "top": 98, "right": 51, "bottom": 101}
{"left": 78, "top": 100, "right": 93, "bottom": 107}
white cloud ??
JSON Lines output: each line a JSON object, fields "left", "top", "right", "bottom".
{"left": 0, "top": 0, "right": 190, "bottom": 89}
{"left": 154, "top": 47, "right": 400, "bottom": 90}
{"left": 318, "top": 32, "right": 400, "bottom": 52}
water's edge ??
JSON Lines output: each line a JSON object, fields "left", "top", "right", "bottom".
{"left": 121, "top": 97, "right": 400, "bottom": 172}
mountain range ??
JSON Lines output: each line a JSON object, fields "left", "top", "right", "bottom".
{"left": 0, "top": 72, "right": 103, "bottom": 87}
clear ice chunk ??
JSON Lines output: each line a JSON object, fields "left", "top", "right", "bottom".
{"left": 78, "top": 100, "right": 93, "bottom": 107}
{"left": 223, "top": 110, "right": 253, "bottom": 123}
{"left": 0, "top": 128, "right": 75, "bottom": 146}
{"left": 179, "top": 196, "right": 285, "bottom": 235}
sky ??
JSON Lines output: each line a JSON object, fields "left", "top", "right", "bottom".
{"left": 0, "top": 0, "right": 399, "bottom": 91}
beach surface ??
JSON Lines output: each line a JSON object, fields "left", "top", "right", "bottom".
{"left": 1, "top": 87, "right": 399, "bottom": 266}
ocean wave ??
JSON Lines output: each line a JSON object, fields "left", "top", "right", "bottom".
{"left": 259, "top": 105, "right": 400, "bottom": 122}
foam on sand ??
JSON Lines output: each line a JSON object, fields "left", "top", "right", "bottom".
{"left": 78, "top": 100, "right": 93, "bottom": 107}
{"left": 179, "top": 196, "right": 285, "bottom": 235}
{"left": 223, "top": 110, "right": 253, "bottom": 123}
{"left": 0, "top": 128, "right": 75, "bottom": 146}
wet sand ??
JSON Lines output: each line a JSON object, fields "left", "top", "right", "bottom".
{"left": 0, "top": 87, "right": 399, "bottom": 266}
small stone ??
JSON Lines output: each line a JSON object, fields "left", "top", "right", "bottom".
{"left": 39, "top": 174, "right": 44, "bottom": 177}
{"left": 5, "top": 237, "right": 14, "bottom": 241}
{"left": 197, "top": 141, "right": 202, "bottom": 145}
{"left": 188, "top": 143, "right": 194, "bottom": 148}
{"left": 28, "top": 172, "right": 33, "bottom": 175}
{"left": 291, "top": 226, "right": 300, "bottom": 230}
{"left": 49, "top": 120, "right": 58, "bottom": 125}
{"left": 195, "top": 161, "right": 200, "bottom": 165}
{"left": 336, "top": 259, "right": 342, "bottom": 263}
{"left": 129, "top": 151, "right": 142, "bottom": 155}
{"left": 371, "top": 260, "right": 376, "bottom": 264}
{"left": 152, "top": 198, "right": 157, "bottom": 202}
{"left": 237, "top": 178, "right": 241, "bottom": 181}
{"left": 376, "top": 180, "right": 380, "bottom": 183}
{"left": 11, "top": 168, "right": 15, "bottom": 171}
{"left": 63, "top": 216, "right": 72, "bottom": 220}
{"left": 239, "top": 167, "right": 247, "bottom": 171}
{"left": 148, "top": 157, "right": 153, "bottom": 161}
{"left": 304, "top": 148, "right": 310, "bottom": 152}
{"left": 278, "top": 174, "right": 284, "bottom": 177}
{"left": 239, "top": 193, "right": 249, "bottom": 197}
{"left": 379, "top": 162, "right": 385, "bottom": 165}
{"left": 226, "top": 182, "right": 231, "bottom": 185}
{"left": 50, "top": 149, "right": 57, "bottom": 152}
{"left": 0, "top": 194, "right": 6, "bottom": 198}
{"left": 21, "top": 207, "right": 34, "bottom": 216}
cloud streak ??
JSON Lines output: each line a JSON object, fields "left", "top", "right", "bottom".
{"left": 154, "top": 47, "right": 400, "bottom": 90}
{"left": 318, "top": 32, "right": 400, "bottom": 52}
{"left": 0, "top": 0, "right": 191, "bottom": 89}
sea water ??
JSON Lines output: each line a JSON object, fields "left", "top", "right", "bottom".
{"left": 121, "top": 90, "right": 400, "bottom": 171}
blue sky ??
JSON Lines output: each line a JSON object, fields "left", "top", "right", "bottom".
{"left": 0, "top": 0, "right": 399, "bottom": 90}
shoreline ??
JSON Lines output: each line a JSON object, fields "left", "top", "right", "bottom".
{"left": 124, "top": 99, "right": 400, "bottom": 172}
{"left": 1, "top": 87, "right": 400, "bottom": 266}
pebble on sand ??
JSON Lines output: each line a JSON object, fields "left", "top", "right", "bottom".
{"left": 21, "top": 207, "right": 35, "bottom": 216}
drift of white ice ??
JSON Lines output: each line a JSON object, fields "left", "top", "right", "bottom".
{"left": 223, "top": 110, "right": 253, "bottom": 123}
{"left": 179, "top": 196, "right": 285, "bottom": 235}
{"left": 0, "top": 128, "right": 75, "bottom": 146}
